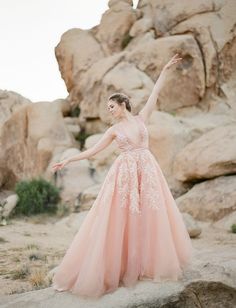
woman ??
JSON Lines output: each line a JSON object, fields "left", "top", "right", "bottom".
{"left": 51, "top": 54, "right": 193, "bottom": 299}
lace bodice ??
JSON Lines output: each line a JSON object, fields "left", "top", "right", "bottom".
{"left": 114, "top": 114, "right": 149, "bottom": 152}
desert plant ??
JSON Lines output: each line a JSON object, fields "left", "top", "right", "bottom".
{"left": 26, "top": 243, "right": 39, "bottom": 250}
{"left": 27, "top": 250, "right": 46, "bottom": 261}
{"left": 29, "top": 268, "right": 48, "bottom": 288}
{"left": 14, "top": 177, "right": 60, "bottom": 216}
{"left": 12, "top": 263, "right": 30, "bottom": 280}
{"left": 231, "top": 223, "right": 236, "bottom": 233}
{"left": 56, "top": 202, "right": 70, "bottom": 218}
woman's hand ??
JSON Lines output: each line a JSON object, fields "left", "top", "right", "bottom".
{"left": 164, "top": 53, "right": 182, "bottom": 70}
{"left": 52, "top": 159, "right": 69, "bottom": 173}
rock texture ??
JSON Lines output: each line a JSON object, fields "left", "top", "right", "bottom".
{"left": 47, "top": 148, "right": 97, "bottom": 207}
{"left": 182, "top": 213, "right": 202, "bottom": 238}
{"left": 125, "top": 34, "right": 205, "bottom": 111}
{"left": 0, "top": 90, "right": 31, "bottom": 125}
{"left": 176, "top": 175, "right": 236, "bottom": 221}
{"left": 173, "top": 124, "right": 236, "bottom": 181}
{"left": 0, "top": 96, "right": 75, "bottom": 189}
{"left": 147, "top": 110, "right": 236, "bottom": 195}
{"left": 0, "top": 194, "right": 18, "bottom": 225}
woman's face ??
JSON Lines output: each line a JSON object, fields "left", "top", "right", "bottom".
{"left": 107, "top": 100, "right": 124, "bottom": 119}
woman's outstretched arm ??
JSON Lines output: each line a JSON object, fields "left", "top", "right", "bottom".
{"left": 139, "top": 53, "right": 182, "bottom": 123}
{"left": 52, "top": 126, "right": 116, "bottom": 172}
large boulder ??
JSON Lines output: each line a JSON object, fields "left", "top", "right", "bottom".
{"left": 0, "top": 89, "right": 31, "bottom": 125}
{"left": 47, "top": 148, "right": 96, "bottom": 207}
{"left": 146, "top": 0, "right": 224, "bottom": 36}
{"left": 147, "top": 110, "right": 235, "bottom": 195}
{"left": 125, "top": 34, "right": 205, "bottom": 111}
{"left": 176, "top": 175, "right": 236, "bottom": 221}
{"left": 173, "top": 124, "right": 236, "bottom": 181}
{"left": 74, "top": 52, "right": 126, "bottom": 119}
{"left": 213, "top": 211, "right": 236, "bottom": 232}
{"left": 84, "top": 133, "right": 119, "bottom": 173}
{"left": 170, "top": 0, "right": 236, "bottom": 90}
{"left": 0, "top": 102, "right": 75, "bottom": 189}
{"left": 55, "top": 29, "right": 104, "bottom": 102}
{"left": 182, "top": 212, "right": 202, "bottom": 238}
{"left": 95, "top": 0, "right": 138, "bottom": 54}
{"left": 129, "top": 17, "right": 153, "bottom": 37}
{"left": 0, "top": 194, "right": 19, "bottom": 225}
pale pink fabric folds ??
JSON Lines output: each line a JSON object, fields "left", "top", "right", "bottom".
{"left": 52, "top": 114, "right": 193, "bottom": 298}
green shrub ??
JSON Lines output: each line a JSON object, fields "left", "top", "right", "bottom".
{"left": 14, "top": 177, "right": 60, "bottom": 216}
{"left": 70, "top": 106, "right": 81, "bottom": 117}
{"left": 231, "top": 224, "right": 236, "bottom": 233}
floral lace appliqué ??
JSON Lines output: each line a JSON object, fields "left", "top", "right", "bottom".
{"left": 95, "top": 114, "right": 161, "bottom": 215}
{"left": 117, "top": 150, "right": 161, "bottom": 214}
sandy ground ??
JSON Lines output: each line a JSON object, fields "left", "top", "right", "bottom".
{"left": 0, "top": 211, "right": 235, "bottom": 296}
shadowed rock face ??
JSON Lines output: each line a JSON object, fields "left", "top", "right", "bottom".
{"left": 162, "top": 281, "right": 236, "bottom": 308}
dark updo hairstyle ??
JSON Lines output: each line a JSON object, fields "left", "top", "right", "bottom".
{"left": 108, "top": 92, "right": 132, "bottom": 112}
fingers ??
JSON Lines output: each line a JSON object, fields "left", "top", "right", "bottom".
{"left": 173, "top": 53, "right": 181, "bottom": 59}
{"left": 172, "top": 58, "right": 182, "bottom": 64}
{"left": 51, "top": 163, "right": 63, "bottom": 172}
{"left": 172, "top": 53, "right": 182, "bottom": 62}
{"left": 168, "top": 54, "right": 182, "bottom": 67}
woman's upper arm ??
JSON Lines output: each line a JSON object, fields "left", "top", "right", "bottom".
{"left": 138, "top": 109, "right": 149, "bottom": 124}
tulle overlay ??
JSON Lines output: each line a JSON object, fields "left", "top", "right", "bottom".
{"left": 52, "top": 115, "right": 193, "bottom": 298}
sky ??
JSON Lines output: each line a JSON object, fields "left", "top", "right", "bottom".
{"left": 0, "top": 0, "right": 139, "bottom": 102}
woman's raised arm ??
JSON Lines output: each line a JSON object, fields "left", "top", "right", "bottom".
{"left": 139, "top": 54, "right": 182, "bottom": 123}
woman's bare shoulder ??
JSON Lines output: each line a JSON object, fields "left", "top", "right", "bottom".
{"left": 106, "top": 124, "right": 118, "bottom": 138}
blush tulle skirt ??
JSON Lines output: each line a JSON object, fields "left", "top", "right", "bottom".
{"left": 52, "top": 148, "right": 193, "bottom": 298}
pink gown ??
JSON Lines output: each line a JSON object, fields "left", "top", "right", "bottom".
{"left": 52, "top": 114, "right": 193, "bottom": 298}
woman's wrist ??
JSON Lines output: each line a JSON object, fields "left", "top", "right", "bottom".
{"left": 162, "top": 64, "right": 169, "bottom": 72}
